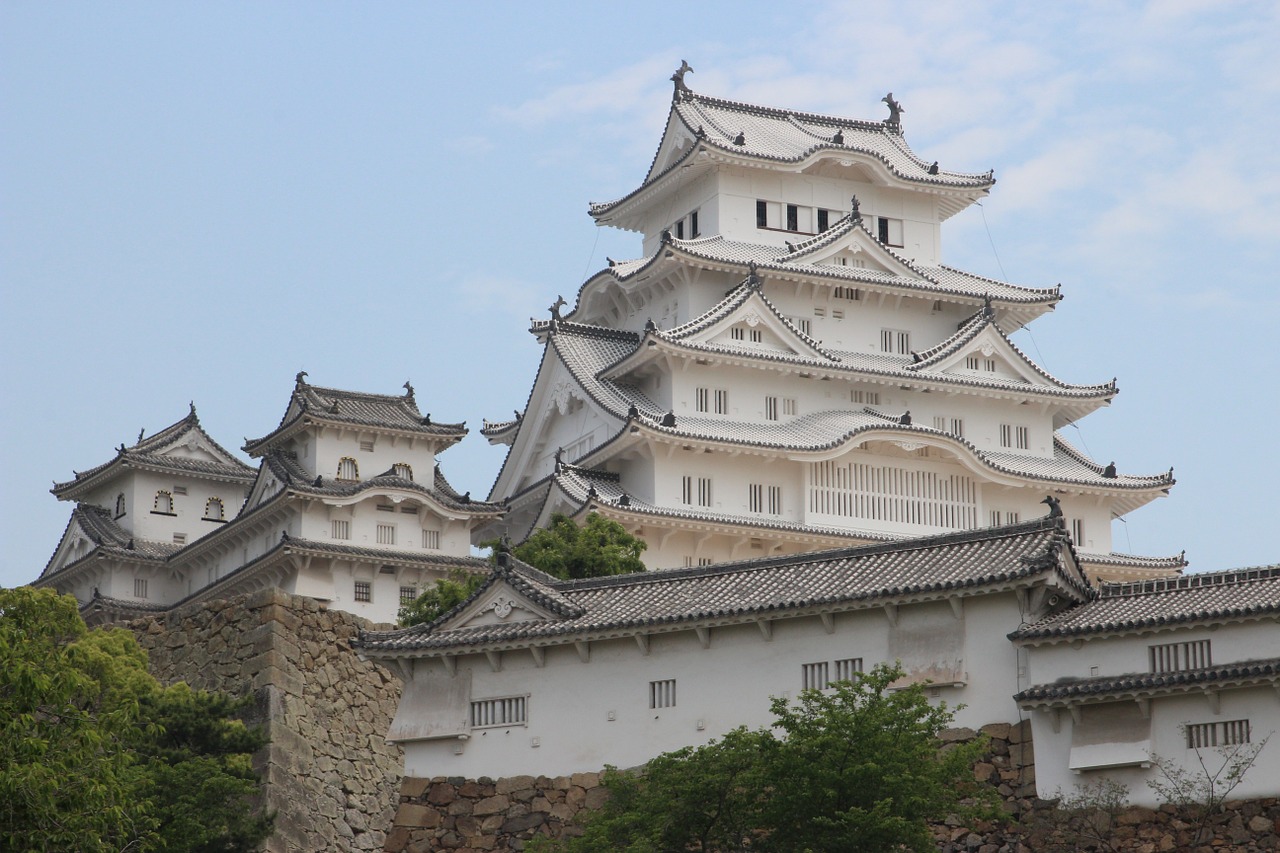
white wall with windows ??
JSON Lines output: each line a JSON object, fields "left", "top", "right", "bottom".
{"left": 391, "top": 591, "right": 1026, "bottom": 779}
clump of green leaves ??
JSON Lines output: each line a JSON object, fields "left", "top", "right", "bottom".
{"left": 510, "top": 513, "right": 646, "bottom": 580}
{"left": 0, "top": 587, "right": 272, "bottom": 853}
{"left": 541, "top": 663, "right": 994, "bottom": 852}
{"left": 398, "top": 569, "right": 486, "bottom": 627}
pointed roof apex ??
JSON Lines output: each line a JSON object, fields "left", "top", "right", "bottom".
{"left": 188, "top": 400, "right": 198, "bottom": 419}
{"left": 295, "top": 370, "right": 308, "bottom": 388}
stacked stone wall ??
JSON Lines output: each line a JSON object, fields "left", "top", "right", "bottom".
{"left": 127, "top": 589, "right": 404, "bottom": 853}
{"left": 384, "top": 721, "right": 1280, "bottom": 852}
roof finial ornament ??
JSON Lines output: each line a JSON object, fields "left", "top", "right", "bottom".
{"left": 745, "top": 260, "right": 762, "bottom": 291}
{"left": 117, "top": 442, "right": 127, "bottom": 455}
{"left": 587, "top": 484, "right": 598, "bottom": 499}
{"left": 137, "top": 428, "right": 145, "bottom": 444}
{"left": 627, "top": 403, "right": 639, "bottom": 420}
{"left": 785, "top": 240, "right": 796, "bottom": 253}
{"left": 983, "top": 293, "right": 995, "bottom": 320}
{"left": 671, "top": 60, "right": 694, "bottom": 101}
{"left": 549, "top": 295, "right": 566, "bottom": 322}
{"left": 661, "top": 411, "right": 677, "bottom": 427}
{"left": 832, "top": 128, "right": 845, "bottom": 145}
{"left": 554, "top": 447, "right": 564, "bottom": 471}
{"left": 295, "top": 370, "right": 308, "bottom": 387}
{"left": 732, "top": 130, "right": 746, "bottom": 146}
{"left": 660, "top": 228, "right": 673, "bottom": 244}
{"left": 881, "top": 92, "right": 904, "bottom": 129}
{"left": 618, "top": 493, "right": 631, "bottom": 507}
{"left": 422, "top": 413, "right": 431, "bottom": 425}
{"left": 514, "top": 409, "right": 523, "bottom": 421}
{"left": 928, "top": 161, "right": 939, "bottom": 175}
{"left": 898, "top": 410, "right": 912, "bottom": 425}
{"left": 849, "top": 195, "right": 862, "bottom": 224}
{"left": 403, "top": 380, "right": 415, "bottom": 401}
{"left": 1041, "top": 495, "right": 1064, "bottom": 520}
{"left": 606, "top": 256, "right": 616, "bottom": 267}
{"left": 644, "top": 317, "right": 657, "bottom": 333}
{"left": 1103, "top": 461, "right": 1117, "bottom": 479}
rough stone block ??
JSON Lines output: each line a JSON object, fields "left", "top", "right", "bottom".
{"left": 979, "top": 722, "right": 1011, "bottom": 740}
{"left": 569, "top": 771, "right": 599, "bottom": 789}
{"left": 497, "top": 775, "right": 537, "bottom": 795}
{"left": 401, "top": 777, "right": 430, "bottom": 799}
{"left": 393, "top": 804, "right": 437, "bottom": 828}
{"left": 473, "top": 795, "right": 510, "bottom": 816}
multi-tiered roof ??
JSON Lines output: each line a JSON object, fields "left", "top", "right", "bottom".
{"left": 482, "top": 68, "right": 1181, "bottom": 581}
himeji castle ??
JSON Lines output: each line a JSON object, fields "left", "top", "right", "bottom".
{"left": 480, "top": 69, "right": 1180, "bottom": 583}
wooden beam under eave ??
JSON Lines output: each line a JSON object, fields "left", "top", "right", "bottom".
{"left": 442, "top": 655, "right": 457, "bottom": 676}
{"left": 1204, "top": 689, "right": 1220, "bottom": 714}
{"left": 530, "top": 646, "right": 545, "bottom": 668}
{"left": 485, "top": 650, "right": 502, "bottom": 673}
{"left": 634, "top": 633, "right": 650, "bottom": 656}
{"left": 819, "top": 612, "right": 835, "bottom": 634}
{"left": 575, "top": 640, "right": 590, "bottom": 663}
{"left": 1135, "top": 698, "right": 1150, "bottom": 719}
{"left": 883, "top": 603, "right": 898, "bottom": 627}
{"left": 949, "top": 597, "right": 964, "bottom": 620}
{"left": 695, "top": 626, "right": 711, "bottom": 649}
{"left": 756, "top": 619, "right": 773, "bottom": 641}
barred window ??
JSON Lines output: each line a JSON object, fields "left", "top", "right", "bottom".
{"left": 134, "top": 578, "right": 148, "bottom": 599}
{"left": 471, "top": 696, "right": 527, "bottom": 728}
{"left": 834, "top": 657, "right": 863, "bottom": 681}
{"left": 376, "top": 524, "right": 396, "bottom": 545}
{"left": 393, "top": 463, "right": 414, "bottom": 481}
{"left": 115, "top": 493, "right": 126, "bottom": 518}
{"left": 1149, "top": 639, "right": 1211, "bottom": 673}
{"left": 802, "top": 661, "right": 830, "bottom": 691}
{"left": 337, "top": 457, "right": 359, "bottom": 481}
{"left": 649, "top": 679, "right": 677, "bottom": 709}
{"left": 353, "top": 581, "right": 371, "bottom": 602}
{"left": 153, "top": 490, "right": 174, "bottom": 515}
{"left": 399, "top": 586, "right": 418, "bottom": 605}
{"left": 1186, "top": 719, "right": 1249, "bottom": 749}
{"left": 422, "top": 529, "right": 440, "bottom": 549}
{"left": 203, "top": 497, "right": 225, "bottom": 521}
{"left": 332, "top": 519, "right": 351, "bottom": 540}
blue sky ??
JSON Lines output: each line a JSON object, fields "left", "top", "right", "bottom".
{"left": 3, "top": 1, "right": 1278, "bottom": 590}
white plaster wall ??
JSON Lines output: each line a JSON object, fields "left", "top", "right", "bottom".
{"left": 309, "top": 430, "right": 439, "bottom": 486}
{"left": 126, "top": 470, "right": 244, "bottom": 547}
{"left": 1029, "top": 686, "right": 1280, "bottom": 807}
{"left": 396, "top": 592, "right": 1026, "bottom": 778}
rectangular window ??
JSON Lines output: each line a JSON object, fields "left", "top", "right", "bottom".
{"left": 880, "top": 329, "right": 910, "bottom": 354}
{"left": 984, "top": 358, "right": 997, "bottom": 372}
{"left": 172, "top": 533, "right": 187, "bottom": 545}
{"left": 768, "top": 485, "right": 782, "bottom": 515}
{"left": 756, "top": 200, "right": 768, "bottom": 228}
{"left": 792, "top": 316, "right": 812, "bottom": 336}
{"left": 471, "top": 696, "right": 528, "bottom": 728}
{"left": 714, "top": 389, "right": 728, "bottom": 415}
{"left": 832, "top": 286, "right": 860, "bottom": 300}
{"left": 965, "top": 356, "right": 980, "bottom": 370}
{"left": 172, "top": 485, "right": 188, "bottom": 496}
{"left": 1071, "top": 519, "right": 1085, "bottom": 544}
{"left": 748, "top": 483, "right": 763, "bottom": 513}
{"left": 877, "top": 216, "right": 904, "bottom": 247}
{"left": 802, "top": 661, "right": 830, "bottom": 691}
{"left": 690, "top": 210, "right": 699, "bottom": 238}
{"left": 731, "top": 327, "right": 744, "bottom": 340}
{"left": 649, "top": 679, "right": 677, "bottom": 709}
{"left": 400, "top": 506, "right": 419, "bottom": 514}
{"left": 749, "top": 329, "right": 762, "bottom": 343}
{"left": 831, "top": 309, "right": 844, "bottom": 320}
{"left": 359, "top": 440, "right": 375, "bottom": 452}
{"left": 695, "top": 387, "right": 709, "bottom": 412}
{"left": 1149, "top": 639, "right": 1212, "bottom": 673}
{"left": 399, "top": 585, "right": 417, "bottom": 605}
{"left": 814, "top": 307, "right": 826, "bottom": 317}
{"left": 782, "top": 398, "right": 797, "bottom": 416}
{"left": 682, "top": 476, "right": 713, "bottom": 506}
{"left": 1186, "top": 719, "right": 1250, "bottom": 749}
{"left": 376, "top": 524, "right": 396, "bottom": 545}
{"left": 698, "top": 557, "right": 713, "bottom": 566}
{"left": 353, "top": 581, "right": 371, "bottom": 603}
{"left": 850, "top": 389, "right": 881, "bottom": 405}
{"left": 134, "top": 578, "right": 148, "bottom": 599}
{"left": 674, "top": 218, "right": 685, "bottom": 239}
{"left": 422, "top": 529, "right": 440, "bottom": 550}
{"left": 999, "top": 425, "right": 1030, "bottom": 450}
{"left": 932, "top": 416, "right": 964, "bottom": 437}
{"left": 990, "top": 510, "right": 1020, "bottom": 526}
{"left": 765, "top": 396, "right": 779, "bottom": 421}
{"left": 332, "top": 519, "right": 351, "bottom": 540}
{"left": 786, "top": 204, "right": 799, "bottom": 232}
{"left": 376, "top": 504, "right": 394, "bottom": 512}
{"left": 834, "top": 657, "right": 863, "bottom": 681}
{"left": 817, "top": 208, "right": 830, "bottom": 232}
{"left": 698, "top": 477, "right": 713, "bottom": 507}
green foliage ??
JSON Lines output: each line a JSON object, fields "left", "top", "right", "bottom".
{"left": 543, "top": 663, "right": 994, "bottom": 853}
{"left": 398, "top": 570, "right": 486, "bottom": 627}
{"left": 0, "top": 587, "right": 272, "bottom": 853}
{"left": 511, "top": 513, "right": 647, "bottom": 580}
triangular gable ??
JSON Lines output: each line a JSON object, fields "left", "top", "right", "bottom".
{"left": 437, "top": 577, "right": 559, "bottom": 631}
{"left": 242, "top": 459, "right": 286, "bottom": 512}
{"left": 925, "top": 322, "right": 1061, "bottom": 388}
{"left": 695, "top": 290, "right": 836, "bottom": 361}
{"left": 42, "top": 510, "right": 105, "bottom": 577}
{"left": 783, "top": 217, "right": 916, "bottom": 279}
{"left": 646, "top": 109, "right": 699, "bottom": 183}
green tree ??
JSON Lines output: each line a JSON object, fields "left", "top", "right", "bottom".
{"left": 398, "top": 570, "right": 486, "bottom": 627}
{"left": 0, "top": 587, "right": 273, "bottom": 853}
{"left": 511, "top": 512, "right": 646, "bottom": 580}
{"left": 542, "top": 663, "right": 993, "bottom": 853}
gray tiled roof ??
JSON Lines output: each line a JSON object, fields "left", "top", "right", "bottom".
{"left": 52, "top": 407, "right": 255, "bottom": 498}
{"left": 358, "top": 517, "right": 1087, "bottom": 654}
{"left": 39, "top": 505, "right": 182, "bottom": 579}
{"left": 244, "top": 378, "right": 466, "bottom": 454}
{"left": 1016, "top": 657, "right": 1280, "bottom": 706}
{"left": 583, "top": 223, "right": 1060, "bottom": 308}
{"left": 590, "top": 91, "right": 993, "bottom": 219}
{"left": 1074, "top": 551, "right": 1188, "bottom": 572}
{"left": 1011, "top": 565, "right": 1280, "bottom": 641}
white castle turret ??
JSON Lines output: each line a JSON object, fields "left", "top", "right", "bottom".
{"left": 481, "top": 66, "right": 1180, "bottom": 582}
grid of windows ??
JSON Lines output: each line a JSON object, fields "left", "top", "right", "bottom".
{"left": 880, "top": 329, "right": 911, "bottom": 355}
{"left": 764, "top": 395, "right": 796, "bottom": 421}
{"left": 748, "top": 483, "right": 783, "bottom": 515}
{"left": 832, "top": 286, "right": 860, "bottom": 300}
{"left": 932, "top": 416, "right": 965, "bottom": 437}
{"left": 471, "top": 696, "right": 527, "bottom": 728}
{"left": 1149, "top": 639, "right": 1211, "bottom": 673}
{"left": 353, "top": 581, "right": 371, "bottom": 602}
{"left": 332, "top": 519, "right": 351, "bottom": 540}
{"left": 999, "top": 424, "right": 1030, "bottom": 450}
{"left": 1187, "top": 719, "right": 1250, "bottom": 749}
{"left": 990, "top": 510, "right": 1021, "bottom": 526}
{"left": 649, "top": 679, "right": 677, "bottom": 709}
{"left": 376, "top": 524, "right": 396, "bottom": 546}
{"left": 834, "top": 657, "right": 863, "bottom": 681}
{"left": 851, "top": 389, "right": 880, "bottom": 405}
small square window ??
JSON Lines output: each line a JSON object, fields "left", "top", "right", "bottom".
{"left": 399, "top": 586, "right": 418, "bottom": 605}
{"left": 332, "top": 520, "right": 351, "bottom": 540}
{"left": 649, "top": 679, "right": 677, "bottom": 709}
{"left": 422, "top": 529, "right": 441, "bottom": 549}
{"left": 376, "top": 524, "right": 396, "bottom": 545}
{"left": 353, "top": 581, "right": 371, "bottom": 603}
{"left": 134, "top": 578, "right": 148, "bottom": 599}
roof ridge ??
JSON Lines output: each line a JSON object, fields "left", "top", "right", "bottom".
{"left": 1100, "top": 565, "right": 1280, "bottom": 598}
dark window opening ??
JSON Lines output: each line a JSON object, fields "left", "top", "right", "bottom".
{"left": 878, "top": 217, "right": 889, "bottom": 243}
{"left": 817, "top": 209, "right": 829, "bottom": 232}
{"left": 756, "top": 200, "right": 767, "bottom": 227}
{"left": 786, "top": 204, "right": 799, "bottom": 232}
{"left": 675, "top": 219, "right": 685, "bottom": 239}
{"left": 690, "top": 211, "right": 699, "bottom": 238}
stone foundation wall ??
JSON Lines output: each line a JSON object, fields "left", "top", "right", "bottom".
{"left": 127, "top": 590, "right": 404, "bottom": 853}
{"left": 384, "top": 720, "right": 1280, "bottom": 852}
